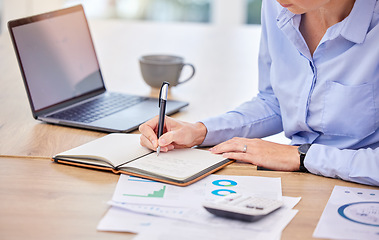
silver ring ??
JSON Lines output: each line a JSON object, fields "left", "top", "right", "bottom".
{"left": 242, "top": 144, "right": 247, "bottom": 153}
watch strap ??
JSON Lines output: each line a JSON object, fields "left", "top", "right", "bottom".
{"left": 298, "top": 144, "right": 311, "bottom": 172}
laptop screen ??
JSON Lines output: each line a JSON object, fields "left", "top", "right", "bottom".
{"left": 9, "top": 6, "right": 104, "bottom": 112}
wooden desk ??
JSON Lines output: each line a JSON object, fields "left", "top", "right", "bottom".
{"left": 0, "top": 20, "right": 378, "bottom": 240}
{"left": 1, "top": 156, "right": 377, "bottom": 240}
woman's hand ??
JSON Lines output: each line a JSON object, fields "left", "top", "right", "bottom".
{"left": 210, "top": 137, "right": 300, "bottom": 171}
{"left": 139, "top": 116, "right": 207, "bottom": 152}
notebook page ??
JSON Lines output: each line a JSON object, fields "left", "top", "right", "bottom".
{"left": 54, "top": 133, "right": 152, "bottom": 167}
{"left": 123, "top": 148, "right": 227, "bottom": 180}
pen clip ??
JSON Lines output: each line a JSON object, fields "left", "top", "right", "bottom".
{"left": 158, "top": 81, "right": 170, "bottom": 107}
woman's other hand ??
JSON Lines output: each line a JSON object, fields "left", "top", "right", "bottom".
{"left": 210, "top": 137, "right": 300, "bottom": 171}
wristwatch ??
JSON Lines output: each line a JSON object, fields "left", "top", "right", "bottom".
{"left": 298, "top": 144, "right": 311, "bottom": 172}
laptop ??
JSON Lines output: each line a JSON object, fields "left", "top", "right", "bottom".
{"left": 8, "top": 5, "right": 188, "bottom": 133}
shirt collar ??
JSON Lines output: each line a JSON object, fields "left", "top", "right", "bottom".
{"left": 340, "top": 0, "right": 377, "bottom": 44}
{"left": 276, "top": 0, "right": 377, "bottom": 44}
{"left": 276, "top": 7, "right": 294, "bottom": 29}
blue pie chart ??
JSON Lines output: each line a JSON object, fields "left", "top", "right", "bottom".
{"left": 212, "top": 179, "right": 238, "bottom": 187}
{"left": 338, "top": 202, "right": 379, "bottom": 227}
{"left": 211, "top": 189, "right": 237, "bottom": 196}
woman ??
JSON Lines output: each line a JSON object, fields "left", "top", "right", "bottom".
{"left": 139, "top": 0, "right": 379, "bottom": 186}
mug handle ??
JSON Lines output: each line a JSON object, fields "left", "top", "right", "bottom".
{"left": 178, "top": 63, "right": 195, "bottom": 84}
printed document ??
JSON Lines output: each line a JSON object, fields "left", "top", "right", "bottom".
{"left": 313, "top": 185, "right": 379, "bottom": 239}
{"left": 98, "top": 174, "right": 300, "bottom": 238}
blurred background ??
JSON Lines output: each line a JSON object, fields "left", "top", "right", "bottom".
{"left": 0, "top": 0, "right": 262, "bottom": 35}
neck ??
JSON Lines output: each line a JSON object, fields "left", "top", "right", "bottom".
{"left": 299, "top": 0, "right": 355, "bottom": 56}
{"left": 305, "top": 0, "right": 355, "bottom": 30}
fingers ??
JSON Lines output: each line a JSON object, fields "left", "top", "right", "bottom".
{"left": 158, "top": 130, "right": 176, "bottom": 147}
{"left": 158, "top": 123, "right": 199, "bottom": 149}
{"left": 222, "top": 152, "right": 252, "bottom": 163}
{"left": 139, "top": 116, "right": 180, "bottom": 151}
{"left": 210, "top": 137, "right": 246, "bottom": 154}
{"left": 209, "top": 138, "right": 301, "bottom": 172}
{"left": 139, "top": 116, "right": 159, "bottom": 150}
{"left": 140, "top": 116, "right": 205, "bottom": 152}
{"left": 158, "top": 143, "right": 175, "bottom": 153}
{"left": 140, "top": 134, "right": 157, "bottom": 151}
{"left": 210, "top": 137, "right": 256, "bottom": 164}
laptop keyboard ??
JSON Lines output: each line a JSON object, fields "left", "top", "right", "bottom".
{"left": 49, "top": 93, "right": 148, "bottom": 123}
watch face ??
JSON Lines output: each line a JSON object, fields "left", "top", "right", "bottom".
{"left": 298, "top": 144, "right": 312, "bottom": 154}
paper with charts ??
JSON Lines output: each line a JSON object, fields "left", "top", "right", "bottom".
{"left": 111, "top": 174, "right": 282, "bottom": 207}
{"left": 313, "top": 185, "right": 379, "bottom": 239}
{"left": 98, "top": 174, "right": 301, "bottom": 239}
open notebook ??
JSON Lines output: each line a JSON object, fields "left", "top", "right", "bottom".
{"left": 52, "top": 134, "right": 234, "bottom": 186}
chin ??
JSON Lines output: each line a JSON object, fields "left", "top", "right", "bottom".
{"left": 285, "top": 6, "right": 306, "bottom": 15}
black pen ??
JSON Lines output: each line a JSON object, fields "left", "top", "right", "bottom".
{"left": 157, "top": 81, "right": 170, "bottom": 156}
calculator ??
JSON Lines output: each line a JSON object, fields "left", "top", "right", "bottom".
{"left": 203, "top": 193, "right": 283, "bottom": 222}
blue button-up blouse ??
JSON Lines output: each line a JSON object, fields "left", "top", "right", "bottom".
{"left": 201, "top": 0, "right": 379, "bottom": 186}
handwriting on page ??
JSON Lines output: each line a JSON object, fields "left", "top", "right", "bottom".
{"left": 126, "top": 154, "right": 200, "bottom": 180}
